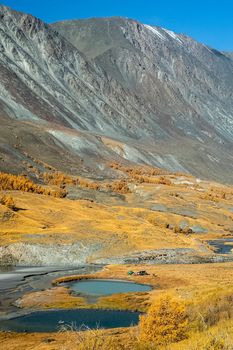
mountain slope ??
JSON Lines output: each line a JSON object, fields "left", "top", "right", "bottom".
{"left": 0, "top": 6, "right": 233, "bottom": 182}
{"left": 52, "top": 17, "right": 233, "bottom": 142}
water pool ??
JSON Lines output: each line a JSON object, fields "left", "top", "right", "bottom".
{"left": 70, "top": 279, "right": 151, "bottom": 296}
{"left": 207, "top": 239, "right": 233, "bottom": 254}
{"left": 0, "top": 309, "right": 141, "bottom": 333}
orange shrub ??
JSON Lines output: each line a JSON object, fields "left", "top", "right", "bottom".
{"left": 53, "top": 188, "right": 68, "bottom": 198}
{"left": 157, "top": 176, "right": 172, "bottom": 185}
{"left": 109, "top": 162, "right": 168, "bottom": 177}
{"left": 43, "top": 172, "right": 75, "bottom": 186}
{"left": 0, "top": 172, "right": 51, "bottom": 195}
{"left": 106, "top": 180, "right": 131, "bottom": 194}
{"left": 77, "top": 178, "right": 100, "bottom": 191}
{"left": 109, "top": 162, "right": 171, "bottom": 185}
{"left": 0, "top": 172, "right": 66, "bottom": 198}
{"left": 201, "top": 187, "right": 233, "bottom": 202}
{"left": 139, "top": 294, "right": 188, "bottom": 346}
{"left": 0, "top": 195, "right": 16, "bottom": 210}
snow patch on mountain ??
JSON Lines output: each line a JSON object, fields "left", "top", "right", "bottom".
{"left": 144, "top": 25, "right": 166, "bottom": 41}
{"left": 162, "top": 28, "right": 183, "bottom": 44}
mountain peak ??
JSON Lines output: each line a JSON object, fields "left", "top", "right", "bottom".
{"left": 0, "top": 7, "right": 233, "bottom": 183}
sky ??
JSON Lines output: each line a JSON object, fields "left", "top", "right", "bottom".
{"left": 1, "top": 0, "right": 233, "bottom": 51}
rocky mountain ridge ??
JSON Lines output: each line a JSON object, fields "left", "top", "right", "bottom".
{"left": 0, "top": 5, "right": 233, "bottom": 182}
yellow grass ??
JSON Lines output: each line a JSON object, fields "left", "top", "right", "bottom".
{"left": 0, "top": 190, "right": 197, "bottom": 256}
{"left": 16, "top": 287, "right": 86, "bottom": 309}
{"left": 1, "top": 170, "right": 233, "bottom": 349}
{"left": 1, "top": 169, "right": 233, "bottom": 253}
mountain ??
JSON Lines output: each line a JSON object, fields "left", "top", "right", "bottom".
{"left": 1, "top": 6, "right": 233, "bottom": 182}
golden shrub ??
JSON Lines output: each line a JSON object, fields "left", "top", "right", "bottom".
{"left": 109, "top": 162, "right": 171, "bottom": 186}
{"left": 106, "top": 180, "right": 131, "bottom": 194}
{"left": 43, "top": 171, "right": 102, "bottom": 192}
{"left": 43, "top": 171, "right": 75, "bottom": 186}
{"left": 77, "top": 178, "right": 100, "bottom": 191}
{"left": 201, "top": 187, "right": 232, "bottom": 202}
{"left": 157, "top": 176, "right": 172, "bottom": 185}
{"left": 0, "top": 172, "right": 49, "bottom": 194}
{"left": 0, "top": 195, "right": 16, "bottom": 210}
{"left": 139, "top": 294, "right": 188, "bottom": 346}
{"left": 109, "top": 162, "right": 168, "bottom": 177}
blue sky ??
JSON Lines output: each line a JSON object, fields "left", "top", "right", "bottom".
{"left": 2, "top": 0, "right": 233, "bottom": 51}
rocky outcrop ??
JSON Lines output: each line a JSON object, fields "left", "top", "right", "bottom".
{"left": 122, "top": 248, "right": 233, "bottom": 264}
{"left": 1, "top": 243, "right": 232, "bottom": 266}
{"left": 0, "top": 242, "right": 103, "bottom": 266}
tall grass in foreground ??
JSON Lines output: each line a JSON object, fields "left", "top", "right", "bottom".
{"left": 59, "top": 326, "right": 131, "bottom": 350}
{"left": 57, "top": 321, "right": 233, "bottom": 350}
{"left": 165, "top": 323, "right": 233, "bottom": 350}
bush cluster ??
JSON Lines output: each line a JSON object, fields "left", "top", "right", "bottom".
{"left": 139, "top": 294, "right": 188, "bottom": 346}
{"left": 0, "top": 172, "right": 66, "bottom": 198}
{"left": 109, "top": 162, "right": 172, "bottom": 185}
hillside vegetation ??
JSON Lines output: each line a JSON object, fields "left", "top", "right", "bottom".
{"left": 0, "top": 163, "right": 233, "bottom": 253}
{"left": 0, "top": 172, "right": 66, "bottom": 197}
